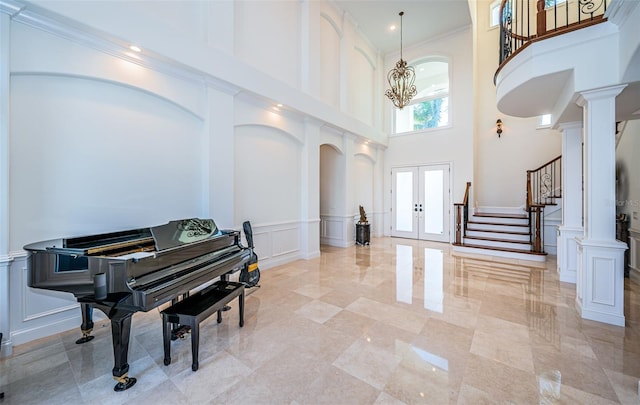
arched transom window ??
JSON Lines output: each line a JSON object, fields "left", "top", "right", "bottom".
{"left": 394, "top": 57, "right": 450, "bottom": 134}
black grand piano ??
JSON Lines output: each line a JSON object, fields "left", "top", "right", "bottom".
{"left": 24, "top": 218, "right": 251, "bottom": 391}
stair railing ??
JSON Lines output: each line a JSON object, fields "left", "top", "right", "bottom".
{"left": 527, "top": 155, "right": 562, "bottom": 206}
{"left": 454, "top": 182, "right": 471, "bottom": 245}
{"left": 526, "top": 155, "right": 562, "bottom": 253}
{"left": 497, "top": 0, "right": 609, "bottom": 78}
{"left": 527, "top": 179, "right": 545, "bottom": 253}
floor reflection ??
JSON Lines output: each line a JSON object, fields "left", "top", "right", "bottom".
{"left": 4, "top": 237, "right": 640, "bottom": 404}
{"left": 393, "top": 242, "right": 445, "bottom": 312}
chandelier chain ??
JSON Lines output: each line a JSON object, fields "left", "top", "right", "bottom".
{"left": 385, "top": 11, "right": 417, "bottom": 110}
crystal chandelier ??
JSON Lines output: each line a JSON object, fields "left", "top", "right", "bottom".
{"left": 385, "top": 11, "right": 417, "bottom": 110}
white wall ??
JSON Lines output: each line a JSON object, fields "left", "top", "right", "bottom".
{"left": 616, "top": 120, "right": 640, "bottom": 230}
{"left": 384, "top": 27, "right": 475, "bottom": 239}
{"left": 473, "top": 0, "right": 561, "bottom": 210}
{"left": 234, "top": 0, "right": 301, "bottom": 89}
{"left": 0, "top": 0, "right": 386, "bottom": 349}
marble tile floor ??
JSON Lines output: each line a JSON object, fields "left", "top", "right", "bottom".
{"left": 2, "top": 237, "right": 640, "bottom": 404}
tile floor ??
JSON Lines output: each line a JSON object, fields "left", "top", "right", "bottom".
{"left": 2, "top": 237, "right": 640, "bottom": 404}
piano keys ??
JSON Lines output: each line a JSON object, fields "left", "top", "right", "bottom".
{"left": 24, "top": 218, "right": 251, "bottom": 391}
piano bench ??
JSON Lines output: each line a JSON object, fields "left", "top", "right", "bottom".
{"left": 161, "top": 280, "right": 244, "bottom": 371}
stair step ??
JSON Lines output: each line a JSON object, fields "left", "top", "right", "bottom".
{"left": 468, "top": 221, "right": 529, "bottom": 227}
{"left": 467, "top": 224, "right": 529, "bottom": 235}
{"left": 453, "top": 242, "right": 546, "bottom": 256}
{"left": 466, "top": 229, "right": 530, "bottom": 241}
{"left": 464, "top": 236, "right": 530, "bottom": 245}
{"left": 466, "top": 227, "right": 530, "bottom": 235}
{"left": 474, "top": 213, "right": 528, "bottom": 219}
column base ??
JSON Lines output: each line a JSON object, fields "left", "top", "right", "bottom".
{"left": 557, "top": 226, "right": 583, "bottom": 284}
{"left": 575, "top": 238, "right": 627, "bottom": 327}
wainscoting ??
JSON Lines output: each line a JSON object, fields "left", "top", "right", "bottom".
{"left": 629, "top": 228, "right": 640, "bottom": 282}
{"left": 320, "top": 214, "right": 355, "bottom": 247}
{"left": 7, "top": 253, "right": 89, "bottom": 348}
{"left": 2, "top": 219, "right": 316, "bottom": 351}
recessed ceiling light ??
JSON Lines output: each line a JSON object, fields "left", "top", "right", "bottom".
{"left": 129, "top": 45, "right": 142, "bottom": 53}
{"left": 389, "top": 24, "right": 396, "bottom": 31}
{"left": 277, "top": 103, "right": 283, "bottom": 107}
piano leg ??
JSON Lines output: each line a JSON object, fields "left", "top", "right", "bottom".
{"left": 109, "top": 310, "right": 137, "bottom": 392}
{"left": 75, "top": 303, "right": 95, "bottom": 344}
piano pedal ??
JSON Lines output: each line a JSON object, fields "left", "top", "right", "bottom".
{"left": 222, "top": 305, "right": 231, "bottom": 312}
{"left": 75, "top": 329, "right": 95, "bottom": 345}
{"left": 170, "top": 325, "right": 191, "bottom": 341}
{"left": 113, "top": 374, "right": 137, "bottom": 392}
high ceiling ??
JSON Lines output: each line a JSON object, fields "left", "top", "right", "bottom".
{"left": 333, "top": 0, "right": 473, "bottom": 55}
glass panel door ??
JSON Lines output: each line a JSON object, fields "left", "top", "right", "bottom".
{"left": 391, "top": 167, "right": 418, "bottom": 238}
{"left": 391, "top": 164, "right": 450, "bottom": 242}
{"left": 419, "top": 164, "right": 450, "bottom": 241}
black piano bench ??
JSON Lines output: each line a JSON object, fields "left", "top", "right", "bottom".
{"left": 161, "top": 281, "right": 244, "bottom": 371}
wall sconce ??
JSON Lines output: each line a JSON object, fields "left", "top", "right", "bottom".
{"left": 496, "top": 119, "right": 503, "bottom": 137}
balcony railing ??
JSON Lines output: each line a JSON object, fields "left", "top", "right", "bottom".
{"left": 499, "top": 0, "right": 610, "bottom": 66}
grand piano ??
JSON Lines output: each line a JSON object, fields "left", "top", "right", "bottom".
{"left": 24, "top": 218, "right": 251, "bottom": 391}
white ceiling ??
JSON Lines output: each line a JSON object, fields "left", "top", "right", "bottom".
{"left": 333, "top": 0, "right": 472, "bottom": 55}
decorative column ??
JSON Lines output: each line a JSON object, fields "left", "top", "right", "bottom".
{"left": 205, "top": 86, "right": 237, "bottom": 228}
{"left": 300, "top": 118, "right": 321, "bottom": 259}
{"left": 0, "top": 12, "right": 12, "bottom": 357}
{"left": 372, "top": 146, "right": 385, "bottom": 237}
{"left": 344, "top": 135, "right": 356, "bottom": 244}
{"left": 557, "top": 122, "right": 583, "bottom": 283}
{"left": 575, "top": 85, "right": 627, "bottom": 327}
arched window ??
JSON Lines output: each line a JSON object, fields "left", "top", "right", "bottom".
{"left": 394, "top": 57, "right": 449, "bottom": 134}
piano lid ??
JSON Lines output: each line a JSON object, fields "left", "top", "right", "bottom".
{"left": 150, "top": 218, "right": 221, "bottom": 251}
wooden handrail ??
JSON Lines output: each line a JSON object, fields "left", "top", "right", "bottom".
{"left": 454, "top": 182, "right": 472, "bottom": 245}
{"left": 526, "top": 172, "right": 533, "bottom": 211}
{"left": 528, "top": 155, "right": 562, "bottom": 173}
{"left": 462, "top": 181, "right": 471, "bottom": 205}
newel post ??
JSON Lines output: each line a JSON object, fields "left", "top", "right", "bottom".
{"left": 536, "top": 0, "right": 547, "bottom": 36}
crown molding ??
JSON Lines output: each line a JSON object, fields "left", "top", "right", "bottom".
{"left": 0, "top": 0, "right": 24, "bottom": 17}
{"left": 3, "top": 1, "right": 220, "bottom": 90}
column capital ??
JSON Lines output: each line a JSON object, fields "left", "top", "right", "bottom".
{"left": 557, "top": 121, "right": 582, "bottom": 131}
{"left": 576, "top": 84, "right": 627, "bottom": 107}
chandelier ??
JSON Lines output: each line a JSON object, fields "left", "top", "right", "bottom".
{"left": 385, "top": 11, "right": 417, "bottom": 110}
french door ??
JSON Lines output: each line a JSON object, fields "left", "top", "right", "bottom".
{"left": 391, "top": 164, "right": 450, "bottom": 241}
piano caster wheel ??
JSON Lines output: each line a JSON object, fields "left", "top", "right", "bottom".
{"left": 113, "top": 376, "right": 137, "bottom": 392}
{"left": 164, "top": 357, "right": 171, "bottom": 366}
{"left": 76, "top": 329, "right": 94, "bottom": 345}
{"left": 75, "top": 335, "right": 94, "bottom": 345}
{"left": 192, "top": 363, "right": 199, "bottom": 372}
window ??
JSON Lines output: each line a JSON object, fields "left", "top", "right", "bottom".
{"left": 538, "top": 114, "right": 552, "bottom": 128}
{"left": 489, "top": 0, "right": 501, "bottom": 28}
{"left": 394, "top": 58, "right": 449, "bottom": 134}
{"left": 545, "top": 0, "right": 567, "bottom": 8}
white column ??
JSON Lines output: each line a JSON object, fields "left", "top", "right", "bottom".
{"left": 344, "top": 135, "right": 356, "bottom": 244}
{"left": 300, "top": 118, "right": 321, "bottom": 259}
{"left": 557, "top": 122, "right": 583, "bottom": 283}
{"left": 575, "top": 85, "right": 627, "bottom": 327}
{"left": 0, "top": 12, "right": 12, "bottom": 357}
{"left": 205, "top": 86, "right": 237, "bottom": 228}
{"left": 372, "top": 146, "right": 385, "bottom": 237}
